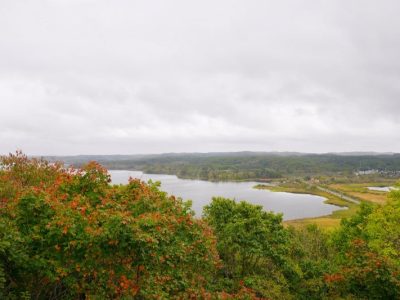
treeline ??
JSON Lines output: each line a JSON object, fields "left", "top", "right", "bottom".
{"left": 142, "top": 164, "right": 282, "bottom": 181}
{"left": 1, "top": 153, "right": 400, "bottom": 299}
{"left": 48, "top": 152, "right": 400, "bottom": 181}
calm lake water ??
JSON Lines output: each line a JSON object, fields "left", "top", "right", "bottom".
{"left": 109, "top": 170, "right": 344, "bottom": 220}
{"left": 368, "top": 186, "right": 395, "bottom": 192}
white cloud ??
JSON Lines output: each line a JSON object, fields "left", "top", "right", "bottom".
{"left": 0, "top": 0, "right": 399, "bottom": 154}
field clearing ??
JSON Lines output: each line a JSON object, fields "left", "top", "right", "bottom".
{"left": 329, "top": 183, "right": 391, "bottom": 204}
{"left": 285, "top": 217, "right": 341, "bottom": 229}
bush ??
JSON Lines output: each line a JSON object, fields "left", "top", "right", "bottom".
{"left": 0, "top": 152, "right": 219, "bottom": 299}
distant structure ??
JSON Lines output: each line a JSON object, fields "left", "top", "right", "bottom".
{"left": 355, "top": 169, "right": 400, "bottom": 177}
{"left": 355, "top": 169, "right": 379, "bottom": 175}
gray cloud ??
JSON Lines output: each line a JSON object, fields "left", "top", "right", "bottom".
{"left": 1, "top": 0, "right": 400, "bottom": 155}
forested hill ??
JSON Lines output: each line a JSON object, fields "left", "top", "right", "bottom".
{"left": 45, "top": 152, "right": 400, "bottom": 181}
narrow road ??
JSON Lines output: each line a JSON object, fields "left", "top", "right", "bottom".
{"left": 316, "top": 186, "right": 360, "bottom": 204}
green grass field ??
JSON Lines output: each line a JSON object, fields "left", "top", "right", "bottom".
{"left": 255, "top": 180, "right": 387, "bottom": 229}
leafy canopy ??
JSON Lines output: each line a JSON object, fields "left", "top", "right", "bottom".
{"left": 0, "top": 152, "right": 219, "bottom": 299}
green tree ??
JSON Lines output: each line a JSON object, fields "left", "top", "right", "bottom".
{"left": 0, "top": 152, "right": 220, "bottom": 299}
{"left": 287, "top": 225, "right": 334, "bottom": 299}
{"left": 203, "top": 197, "right": 293, "bottom": 298}
{"left": 325, "top": 239, "right": 400, "bottom": 299}
{"left": 364, "top": 185, "right": 400, "bottom": 265}
{"left": 327, "top": 183, "right": 400, "bottom": 299}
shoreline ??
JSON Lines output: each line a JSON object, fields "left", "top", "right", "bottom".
{"left": 254, "top": 183, "right": 360, "bottom": 229}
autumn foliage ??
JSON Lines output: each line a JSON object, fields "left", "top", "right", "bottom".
{"left": 1, "top": 152, "right": 400, "bottom": 299}
{"left": 0, "top": 152, "right": 220, "bottom": 299}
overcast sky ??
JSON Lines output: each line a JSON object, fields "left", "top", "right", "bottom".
{"left": 1, "top": 0, "right": 399, "bottom": 155}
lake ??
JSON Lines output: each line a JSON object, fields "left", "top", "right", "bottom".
{"left": 109, "top": 170, "right": 344, "bottom": 220}
{"left": 368, "top": 186, "right": 395, "bottom": 192}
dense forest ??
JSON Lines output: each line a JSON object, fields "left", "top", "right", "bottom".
{"left": 1, "top": 152, "right": 399, "bottom": 299}
{"left": 46, "top": 152, "right": 400, "bottom": 181}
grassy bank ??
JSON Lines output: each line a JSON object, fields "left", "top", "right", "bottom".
{"left": 254, "top": 182, "right": 360, "bottom": 229}
{"left": 328, "top": 182, "right": 395, "bottom": 204}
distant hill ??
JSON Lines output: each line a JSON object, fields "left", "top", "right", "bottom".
{"left": 42, "top": 152, "right": 400, "bottom": 181}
